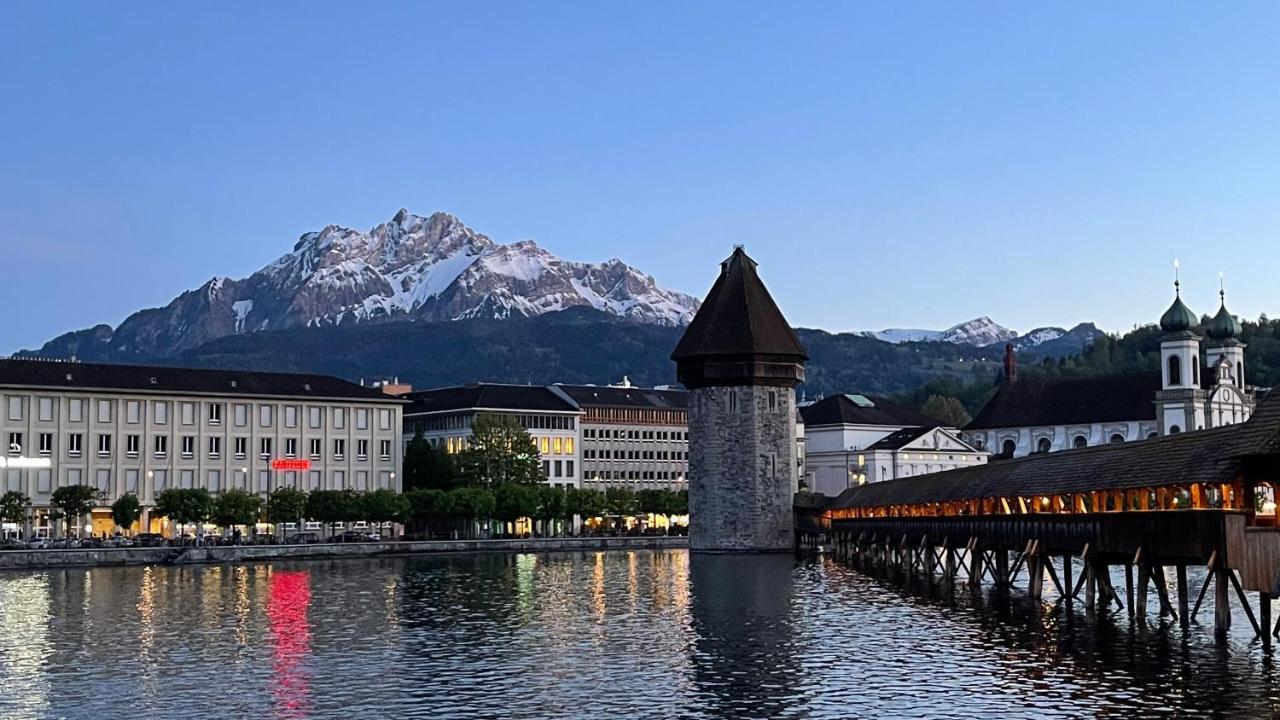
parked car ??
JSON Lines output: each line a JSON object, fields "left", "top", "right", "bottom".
{"left": 27, "top": 537, "right": 52, "bottom": 550}
{"left": 286, "top": 532, "right": 321, "bottom": 545}
{"left": 133, "top": 533, "right": 166, "bottom": 547}
{"left": 336, "top": 530, "right": 375, "bottom": 543}
{"left": 0, "top": 538, "right": 28, "bottom": 550}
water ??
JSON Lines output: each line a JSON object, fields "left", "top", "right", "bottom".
{"left": 1, "top": 551, "right": 1278, "bottom": 719}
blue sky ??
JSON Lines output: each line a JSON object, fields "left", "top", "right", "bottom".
{"left": 4, "top": 2, "right": 1280, "bottom": 353}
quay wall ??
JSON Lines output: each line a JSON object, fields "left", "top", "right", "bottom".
{"left": 0, "top": 536, "right": 689, "bottom": 571}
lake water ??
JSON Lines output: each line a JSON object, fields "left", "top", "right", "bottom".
{"left": 1, "top": 550, "right": 1278, "bottom": 718}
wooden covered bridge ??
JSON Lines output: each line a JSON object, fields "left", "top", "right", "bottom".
{"left": 795, "top": 393, "right": 1280, "bottom": 643}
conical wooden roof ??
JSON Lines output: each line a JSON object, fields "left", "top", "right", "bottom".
{"left": 672, "top": 248, "right": 808, "bottom": 361}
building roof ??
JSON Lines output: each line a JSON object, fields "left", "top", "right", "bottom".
{"left": 833, "top": 393, "right": 1280, "bottom": 509}
{"left": 671, "top": 247, "right": 807, "bottom": 362}
{"left": 800, "top": 394, "right": 939, "bottom": 428}
{"left": 1160, "top": 290, "right": 1199, "bottom": 333}
{"left": 966, "top": 371, "right": 1163, "bottom": 430}
{"left": 0, "top": 358, "right": 393, "bottom": 402}
{"left": 863, "top": 426, "right": 934, "bottom": 451}
{"left": 403, "top": 383, "right": 581, "bottom": 416}
{"left": 1206, "top": 295, "right": 1243, "bottom": 341}
{"left": 556, "top": 384, "right": 687, "bottom": 410}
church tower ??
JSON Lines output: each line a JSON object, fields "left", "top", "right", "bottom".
{"left": 672, "top": 248, "right": 807, "bottom": 552}
{"left": 1155, "top": 265, "right": 1205, "bottom": 434}
{"left": 1205, "top": 277, "right": 1246, "bottom": 390}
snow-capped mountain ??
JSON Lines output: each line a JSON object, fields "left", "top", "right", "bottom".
{"left": 28, "top": 209, "right": 700, "bottom": 360}
{"left": 863, "top": 317, "right": 1017, "bottom": 346}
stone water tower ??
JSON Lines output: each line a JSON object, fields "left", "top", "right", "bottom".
{"left": 671, "top": 248, "right": 807, "bottom": 552}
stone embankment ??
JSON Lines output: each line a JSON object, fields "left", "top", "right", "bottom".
{"left": 0, "top": 536, "right": 688, "bottom": 571}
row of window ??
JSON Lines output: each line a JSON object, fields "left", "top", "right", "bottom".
{"left": 541, "top": 459, "right": 576, "bottom": 478}
{"left": 586, "top": 470, "right": 685, "bottom": 481}
{"left": 7, "top": 431, "right": 392, "bottom": 462}
{"left": 4, "top": 396, "right": 394, "bottom": 431}
{"left": 583, "top": 428, "right": 687, "bottom": 441}
{"left": 411, "top": 413, "right": 578, "bottom": 434}
{"left": 583, "top": 408, "right": 687, "bottom": 425}
{"left": 582, "top": 449, "right": 687, "bottom": 461}
{"left": 2, "top": 467, "right": 394, "bottom": 496}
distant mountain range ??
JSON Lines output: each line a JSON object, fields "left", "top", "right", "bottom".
{"left": 862, "top": 317, "right": 1103, "bottom": 353}
{"left": 15, "top": 208, "right": 1107, "bottom": 396}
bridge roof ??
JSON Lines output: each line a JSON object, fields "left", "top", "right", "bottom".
{"left": 833, "top": 395, "right": 1280, "bottom": 509}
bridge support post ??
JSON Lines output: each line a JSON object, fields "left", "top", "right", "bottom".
{"left": 1215, "top": 566, "right": 1232, "bottom": 638}
{"left": 1085, "top": 561, "right": 1096, "bottom": 613}
{"left": 1176, "top": 565, "right": 1190, "bottom": 630}
{"left": 966, "top": 539, "right": 981, "bottom": 591}
{"left": 1027, "top": 540, "right": 1044, "bottom": 601}
{"left": 1136, "top": 558, "right": 1150, "bottom": 622}
{"left": 995, "top": 549, "right": 1009, "bottom": 588}
{"left": 943, "top": 538, "right": 956, "bottom": 584}
{"left": 1262, "top": 593, "right": 1273, "bottom": 651}
{"left": 1062, "top": 555, "right": 1073, "bottom": 608}
{"left": 1153, "top": 563, "right": 1175, "bottom": 619}
{"left": 1124, "top": 564, "right": 1135, "bottom": 621}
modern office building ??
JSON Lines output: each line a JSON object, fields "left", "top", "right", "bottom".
{"left": 558, "top": 381, "right": 689, "bottom": 491}
{"left": 401, "top": 384, "right": 584, "bottom": 488}
{"left": 0, "top": 358, "right": 405, "bottom": 537}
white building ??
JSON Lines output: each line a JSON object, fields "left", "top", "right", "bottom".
{"left": 558, "top": 382, "right": 689, "bottom": 491}
{"left": 800, "top": 393, "right": 986, "bottom": 496}
{"left": 963, "top": 282, "right": 1258, "bottom": 458}
{"left": 0, "top": 358, "right": 405, "bottom": 538}
{"left": 402, "top": 384, "right": 584, "bottom": 488}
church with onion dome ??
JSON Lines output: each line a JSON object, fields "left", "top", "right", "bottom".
{"left": 962, "top": 271, "right": 1259, "bottom": 459}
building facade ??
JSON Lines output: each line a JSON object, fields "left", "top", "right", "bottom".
{"left": 963, "top": 283, "right": 1258, "bottom": 458}
{"left": 559, "top": 382, "right": 689, "bottom": 491}
{"left": 801, "top": 393, "right": 985, "bottom": 496}
{"left": 0, "top": 359, "right": 404, "bottom": 538}
{"left": 401, "top": 384, "right": 584, "bottom": 488}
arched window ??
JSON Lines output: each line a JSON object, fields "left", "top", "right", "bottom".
{"left": 1193, "top": 362, "right": 1200, "bottom": 386}
{"left": 1238, "top": 362, "right": 1244, "bottom": 386}
{"left": 1109, "top": 434, "right": 1125, "bottom": 444}
{"left": 1147, "top": 432, "right": 1159, "bottom": 440}
{"left": 1001, "top": 439, "right": 1016, "bottom": 458}
{"left": 1168, "top": 355, "right": 1182, "bottom": 386}
{"left": 1170, "top": 425, "right": 1182, "bottom": 435}
{"left": 1036, "top": 437, "right": 1052, "bottom": 453}
{"left": 1073, "top": 436, "right": 1088, "bottom": 448}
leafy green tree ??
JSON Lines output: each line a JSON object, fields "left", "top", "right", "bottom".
{"left": 494, "top": 483, "right": 540, "bottom": 536}
{"left": 50, "top": 485, "right": 102, "bottom": 538}
{"left": 265, "top": 487, "right": 309, "bottom": 541}
{"left": 406, "top": 488, "right": 455, "bottom": 538}
{"left": 566, "top": 488, "right": 606, "bottom": 532}
{"left": 110, "top": 493, "right": 141, "bottom": 535}
{"left": 605, "top": 487, "right": 638, "bottom": 532}
{"left": 306, "top": 490, "right": 354, "bottom": 538}
{"left": 211, "top": 489, "right": 263, "bottom": 535}
{"left": 535, "top": 485, "right": 567, "bottom": 536}
{"left": 403, "top": 427, "right": 458, "bottom": 491}
{"left": 153, "top": 488, "right": 213, "bottom": 538}
{"left": 456, "top": 414, "right": 544, "bottom": 486}
{"left": 920, "top": 394, "right": 972, "bottom": 428}
{"left": 0, "top": 491, "right": 31, "bottom": 537}
{"left": 448, "top": 486, "right": 496, "bottom": 538}
{"left": 358, "top": 488, "right": 411, "bottom": 532}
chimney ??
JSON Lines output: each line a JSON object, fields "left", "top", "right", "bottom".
{"left": 1003, "top": 343, "right": 1018, "bottom": 385}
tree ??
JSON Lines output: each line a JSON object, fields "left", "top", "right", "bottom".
{"left": 566, "top": 488, "right": 606, "bottom": 533}
{"left": 153, "top": 488, "right": 213, "bottom": 538}
{"left": 265, "top": 487, "right": 309, "bottom": 541}
{"left": 920, "top": 394, "right": 972, "bottom": 428}
{"left": 110, "top": 493, "right": 141, "bottom": 535}
{"left": 211, "top": 489, "right": 263, "bottom": 535}
{"left": 403, "top": 427, "right": 457, "bottom": 491}
{"left": 306, "top": 489, "right": 357, "bottom": 538}
{"left": 448, "top": 486, "right": 496, "bottom": 538}
{"left": 456, "top": 414, "right": 544, "bottom": 486}
{"left": 50, "top": 485, "right": 101, "bottom": 538}
{"left": 406, "top": 488, "right": 454, "bottom": 538}
{"left": 535, "top": 485, "right": 567, "bottom": 537}
{"left": 0, "top": 491, "right": 30, "bottom": 537}
{"left": 493, "top": 483, "right": 540, "bottom": 536}
{"left": 358, "top": 488, "right": 411, "bottom": 531}
{"left": 605, "top": 487, "right": 638, "bottom": 532}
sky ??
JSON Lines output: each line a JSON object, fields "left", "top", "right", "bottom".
{"left": 3, "top": 2, "right": 1280, "bottom": 353}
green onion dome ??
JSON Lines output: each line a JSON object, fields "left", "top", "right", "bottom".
{"left": 1206, "top": 298, "right": 1243, "bottom": 340}
{"left": 1160, "top": 293, "right": 1198, "bottom": 333}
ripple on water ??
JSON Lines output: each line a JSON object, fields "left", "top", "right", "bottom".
{"left": 1, "top": 552, "right": 1279, "bottom": 718}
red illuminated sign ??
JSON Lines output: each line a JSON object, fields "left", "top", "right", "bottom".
{"left": 271, "top": 459, "right": 311, "bottom": 471}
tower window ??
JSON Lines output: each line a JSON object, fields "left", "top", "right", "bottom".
{"left": 1238, "top": 362, "right": 1244, "bottom": 386}
{"left": 1170, "top": 425, "right": 1182, "bottom": 435}
{"left": 1193, "top": 362, "right": 1200, "bottom": 386}
{"left": 1109, "top": 434, "right": 1125, "bottom": 444}
{"left": 728, "top": 390, "right": 737, "bottom": 413}
{"left": 1073, "top": 436, "right": 1087, "bottom": 449}
{"left": 1001, "top": 439, "right": 1016, "bottom": 458}
{"left": 1036, "top": 437, "right": 1052, "bottom": 454}
{"left": 1168, "top": 355, "right": 1182, "bottom": 386}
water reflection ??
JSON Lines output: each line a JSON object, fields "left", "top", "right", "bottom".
{"left": 2, "top": 552, "right": 1280, "bottom": 718}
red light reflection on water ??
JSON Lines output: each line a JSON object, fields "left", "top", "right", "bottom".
{"left": 268, "top": 571, "right": 312, "bottom": 719}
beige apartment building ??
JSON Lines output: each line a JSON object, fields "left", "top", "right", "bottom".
{"left": 0, "top": 358, "right": 404, "bottom": 537}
